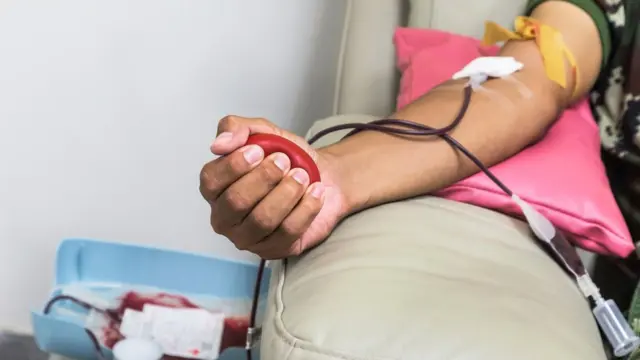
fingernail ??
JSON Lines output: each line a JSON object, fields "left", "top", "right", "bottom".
{"left": 273, "top": 153, "right": 290, "bottom": 171}
{"left": 213, "top": 132, "right": 233, "bottom": 146}
{"left": 242, "top": 145, "right": 264, "bottom": 165}
{"left": 310, "top": 183, "right": 325, "bottom": 199}
{"left": 290, "top": 168, "right": 309, "bottom": 184}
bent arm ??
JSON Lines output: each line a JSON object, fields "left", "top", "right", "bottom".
{"left": 320, "top": 1, "right": 605, "bottom": 213}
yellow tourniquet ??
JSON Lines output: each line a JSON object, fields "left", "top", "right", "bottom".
{"left": 483, "top": 16, "right": 578, "bottom": 96}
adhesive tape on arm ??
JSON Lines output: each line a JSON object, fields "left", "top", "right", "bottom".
{"left": 113, "top": 338, "right": 163, "bottom": 360}
{"left": 452, "top": 56, "right": 523, "bottom": 80}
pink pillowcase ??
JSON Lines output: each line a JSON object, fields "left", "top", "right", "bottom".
{"left": 394, "top": 27, "right": 633, "bottom": 257}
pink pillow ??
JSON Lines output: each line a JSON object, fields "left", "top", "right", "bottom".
{"left": 394, "top": 27, "right": 633, "bottom": 257}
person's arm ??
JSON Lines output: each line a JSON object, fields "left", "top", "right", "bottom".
{"left": 321, "top": 0, "right": 605, "bottom": 214}
{"left": 198, "top": 0, "right": 613, "bottom": 259}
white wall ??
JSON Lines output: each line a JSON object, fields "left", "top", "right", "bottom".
{"left": 0, "top": 0, "right": 346, "bottom": 333}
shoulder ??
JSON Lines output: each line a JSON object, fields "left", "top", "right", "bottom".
{"left": 526, "top": 0, "right": 639, "bottom": 69}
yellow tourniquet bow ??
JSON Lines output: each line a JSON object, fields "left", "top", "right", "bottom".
{"left": 482, "top": 16, "right": 578, "bottom": 95}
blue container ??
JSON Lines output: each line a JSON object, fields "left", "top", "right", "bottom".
{"left": 31, "top": 238, "right": 269, "bottom": 360}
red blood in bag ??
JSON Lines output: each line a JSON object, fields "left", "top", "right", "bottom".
{"left": 103, "top": 291, "right": 248, "bottom": 358}
{"left": 245, "top": 134, "right": 321, "bottom": 183}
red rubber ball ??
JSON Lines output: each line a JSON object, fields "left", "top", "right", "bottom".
{"left": 245, "top": 134, "right": 321, "bottom": 184}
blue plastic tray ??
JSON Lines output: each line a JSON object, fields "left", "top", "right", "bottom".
{"left": 31, "top": 238, "right": 269, "bottom": 360}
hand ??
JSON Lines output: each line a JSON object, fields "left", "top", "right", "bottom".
{"left": 199, "top": 116, "right": 348, "bottom": 259}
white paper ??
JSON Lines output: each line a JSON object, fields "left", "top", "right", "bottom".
{"left": 119, "top": 308, "right": 151, "bottom": 339}
{"left": 142, "top": 305, "right": 225, "bottom": 359}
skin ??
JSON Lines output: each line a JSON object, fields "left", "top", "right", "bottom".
{"left": 199, "top": 1, "right": 603, "bottom": 260}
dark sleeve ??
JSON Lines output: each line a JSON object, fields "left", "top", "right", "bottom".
{"left": 525, "top": 0, "right": 613, "bottom": 70}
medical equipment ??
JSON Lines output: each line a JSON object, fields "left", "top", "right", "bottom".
{"left": 42, "top": 58, "right": 638, "bottom": 359}
{"left": 483, "top": 16, "right": 580, "bottom": 95}
{"left": 36, "top": 238, "right": 265, "bottom": 360}
{"left": 112, "top": 338, "right": 163, "bottom": 360}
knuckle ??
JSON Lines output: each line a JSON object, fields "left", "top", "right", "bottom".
{"left": 225, "top": 229, "right": 251, "bottom": 251}
{"left": 279, "top": 219, "right": 302, "bottom": 238}
{"left": 300, "top": 196, "right": 322, "bottom": 214}
{"left": 248, "top": 210, "right": 278, "bottom": 232}
{"left": 222, "top": 188, "right": 252, "bottom": 213}
{"left": 210, "top": 217, "right": 224, "bottom": 235}
{"left": 218, "top": 115, "right": 238, "bottom": 132}
{"left": 227, "top": 152, "right": 250, "bottom": 174}
{"left": 199, "top": 164, "right": 216, "bottom": 195}
{"left": 254, "top": 117, "right": 272, "bottom": 127}
{"left": 210, "top": 220, "right": 223, "bottom": 234}
{"left": 200, "top": 157, "right": 242, "bottom": 199}
{"left": 209, "top": 209, "right": 227, "bottom": 234}
{"left": 277, "top": 177, "right": 304, "bottom": 198}
{"left": 234, "top": 241, "right": 250, "bottom": 251}
{"left": 256, "top": 161, "right": 285, "bottom": 184}
{"left": 251, "top": 117, "right": 282, "bottom": 134}
{"left": 289, "top": 241, "right": 304, "bottom": 257}
{"left": 199, "top": 165, "right": 209, "bottom": 184}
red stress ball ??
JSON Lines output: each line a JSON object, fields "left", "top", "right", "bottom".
{"left": 245, "top": 134, "right": 321, "bottom": 184}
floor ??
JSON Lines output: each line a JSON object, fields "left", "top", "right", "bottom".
{"left": 0, "top": 331, "right": 48, "bottom": 360}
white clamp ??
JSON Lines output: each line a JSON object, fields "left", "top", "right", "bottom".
{"left": 452, "top": 56, "right": 524, "bottom": 89}
{"left": 246, "top": 326, "right": 262, "bottom": 349}
{"left": 576, "top": 274, "right": 603, "bottom": 301}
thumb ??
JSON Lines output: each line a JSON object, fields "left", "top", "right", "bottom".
{"left": 210, "top": 116, "right": 280, "bottom": 155}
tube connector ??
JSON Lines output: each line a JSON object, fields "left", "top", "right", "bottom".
{"left": 576, "top": 274, "right": 602, "bottom": 301}
{"left": 467, "top": 73, "right": 489, "bottom": 90}
{"left": 578, "top": 275, "right": 640, "bottom": 357}
{"left": 246, "top": 326, "right": 262, "bottom": 350}
{"left": 593, "top": 298, "right": 640, "bottom": 357}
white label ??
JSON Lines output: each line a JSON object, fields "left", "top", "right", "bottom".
{"left": 142, "top": 305, "right": 224, "bottom": 359}
{"left": 118, "top": 305, "right": 225, "bottom": 359}
{"left": 120, "top": 309, "right": 152, "bottom": 339}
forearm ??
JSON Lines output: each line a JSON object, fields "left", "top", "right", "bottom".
{"left": 318, "top": 1, "right": 602, "bottom": 214}
{"left": 320, "top": 45, "right": 559, "bottom": 212}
